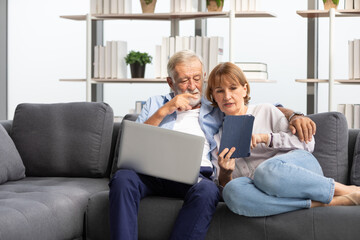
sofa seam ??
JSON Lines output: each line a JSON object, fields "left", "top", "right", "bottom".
{"left": 97, "top": 104, "right": 108, "bottom": 177}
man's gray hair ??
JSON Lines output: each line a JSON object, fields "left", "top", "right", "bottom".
{"left": 167, "top": 50, "right": 203, "bottom": 82}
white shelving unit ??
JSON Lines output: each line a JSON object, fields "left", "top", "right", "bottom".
{"left": 295, "top": 9, "right": 360, "bottom": 111}
{"left": 60, "top": 9, "right": 276, "bottom": 102}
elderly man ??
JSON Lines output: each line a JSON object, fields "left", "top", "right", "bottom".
{"left": 109, "top": 50, "right": 315, "bottom": 240}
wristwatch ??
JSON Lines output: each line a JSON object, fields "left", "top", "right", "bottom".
{"left": 288, "top": 111, "right": 304, "bottom": 122}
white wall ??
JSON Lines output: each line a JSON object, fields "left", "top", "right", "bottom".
{"left": 8, "top": 0, "right": 359, "bottom": 119}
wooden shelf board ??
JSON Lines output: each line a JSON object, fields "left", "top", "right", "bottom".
{"left": 248, "top": 79, "right": 276, "bottom": 83}
{"left": 296, "top": 79, "right": 360, "bottom": 84}
{"left": 60, "top": 78, "right": 275, "bottom": 83}
{"left": 297, "top": 9, "right": 360, "bottom": 18}
{"left": 59, "top": 78, "right": 87, "bottom": 82}
{"left": 60, "top": 11, "right": 276, "bottom": 21}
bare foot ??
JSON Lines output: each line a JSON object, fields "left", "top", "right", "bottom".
{"left": 334, "top": 182, "right": 360, "bottom": 196}
{"left": 329, "top": 192, "right": 360, "bottom": 206}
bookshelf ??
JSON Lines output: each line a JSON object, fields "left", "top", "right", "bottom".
{"left": 296, "top": 9, "right": 360, "bottom": 112}
{"left": 60, "top": 6, "right": 276, "bottom": 102}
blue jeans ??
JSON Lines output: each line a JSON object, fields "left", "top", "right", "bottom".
{"left": 109, "top": 169, "right": 220, "bottom": 240}
{"left": 222, "top": 150, "right": 335, "bottom": 217}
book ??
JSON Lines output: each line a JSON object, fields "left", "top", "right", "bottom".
{"left": 354, "top": 104, "right": 360, "bottom": 129}
{"left": 180, "top": 0, "right": 186, "bottom": 12}
{"left": 202, "top": 37, "right": 210, "bottom": 75}
{"left": 154, "top": 45, "right": 162, "bottom": 78}
{"left": 105, "top": 41, "right": 112, "bottom": 79}
{"left": 103, "top": 0, "right": 110, "bottom": 14}
{"left": 195, "top": 36, "right": 202, "bottom": 57}
{"left": 345, "top": 0, "right": 354, "bottom": 9}
{"left": 236, "top": 0, "right": 242, "bottom": 11}
{"left": 241, "top": 0, "right": 249, "bottom": 11}
{"left": 189, "top": 36, "right": 196, "bottom": 52}
{"left": 243, "top": 71, "right": 268, "bottom": 80}
{"left": 249, "top": 0, "right": 256, "bottom": 11}
{"left": 230, "top": 0, "right": 236, "bottom": 11}
{"left": 349, "top": 40, "right": 354, "bottom": 79}
{"left": 97, "top": 0, "right": 103, "bottom": 14}
{"left": 209, "top": 36, "right": 224, "bottom": 74}
{"left": 118, "top": 0, "right": 124, "bottom": 13}
{"left": 94, "top": 45, "right": 99, "bottom": 78}
{"left": 91, "top": 0, "right": 97, "bottom": 14}
{"left": 355, "top": 0, "right": 360, "bottom": 9}
{"left": 99, "top": 46, "right": 105, "bottom": 79}
{"left": 182, "top": 36, "right": 190, "bottom": 50}
{"left": 219, "top": 115, "right": 255, "bottom": 158}
{"left": 111, "top": 0, "right": 118, "bottom": 14}
{"left": 345, "top": 104, "right": 354, "bottom": 128}
{"left": 111, "top": 41, "right": 117, "bottom": 78}
{"left": 236, "top": 62, "right": 267, "bottom": 72}
{"left": 169, "top": 37, "right": 175, "bottom": 58}
{"left": 354, "top": 39, "right": 360, "bottom": 79}
{"left": 124, "top": 0, "right": 132, "bottom": 13}
{"left": 337, "top": 104, "right": 345, "bottom": 115}
{"left": 115, "top": 40, "right": 127, "bottom": 79}
{"left": 135, "top": 101, "right": 146, "bottom": 114}
{"left": 161, "top": 37, "right": 169, "bottom": 78}
{"left": 175, "top": 36, "right": 183, "bottom": 52}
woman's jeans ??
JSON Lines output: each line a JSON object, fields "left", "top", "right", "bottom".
{"left": 222, "top": 150, "right": 335, "bottom": 217}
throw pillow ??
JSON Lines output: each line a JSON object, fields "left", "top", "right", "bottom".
{"left": 11, "top": 102, "right": 114, "bottom": 178}
{"left": 309, "top": 112, "right": 348, "bottom": 184}
{"left": 0, "top": 124, "right": 25, "bottom": 184}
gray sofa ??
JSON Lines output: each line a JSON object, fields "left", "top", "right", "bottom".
{"left": 1, "top": 102, "right": 360, "bottom": 240}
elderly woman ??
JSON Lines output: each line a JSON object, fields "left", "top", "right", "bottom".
{"left": 206, "top": 62, "right": 360, "bottom": 217}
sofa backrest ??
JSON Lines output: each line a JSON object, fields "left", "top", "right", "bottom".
{"left": 10, "top": 102, "right": 114, "bottom": 178}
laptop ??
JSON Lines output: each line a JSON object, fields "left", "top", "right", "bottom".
{"left": 117, "top": 120, "right": 205, "bottom": 185}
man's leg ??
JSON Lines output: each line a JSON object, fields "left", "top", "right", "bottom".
{"left": 109, "top": 169, "right": 155, "bottom": 240}
{"left": 168, "top": 177, "right": 220, "bottom": 240}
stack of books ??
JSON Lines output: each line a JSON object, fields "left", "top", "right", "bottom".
{"left": 91, "top": 0, "right": 132, "bottom": 15}
{"left": 170, "top": 0, "right": 198, "bottom": 13}
{"left": 337, "top": 104, "right": 360, "bottom": 129}
{"left": 348, "top": 39, "right": 360, "bottom": 80}
{"left": 345, "top": 0, "right": 360, "bottom": 9}
{"left": 154, "top": 36, "right": 224, "bottom": 78}
{"left": 93, "top": 40, "right": 128, "bottom": 79}
{"left": 235, "top": 62, "right": 268, "bottom": 80}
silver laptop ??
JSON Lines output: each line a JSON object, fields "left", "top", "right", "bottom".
{"left": 117, "top": 120, "right": 205, "bottom": 185}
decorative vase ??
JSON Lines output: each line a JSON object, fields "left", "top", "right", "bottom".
{"left": 323, "top": 0, "right": 339, "bottom": 10}
{"left": 207, "top": 0, "right": 224, "bottom": 12}
{"left": 130, "top": 63, "right": 146, "bottom": 78}
{"left": 140, "top": 0, "right": 157, "bottom": 13}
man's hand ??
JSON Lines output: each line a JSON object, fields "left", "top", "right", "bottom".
{"left": 289, "top": 115, "right": 316, "bottom": 143}
{"left": 163, "top": 93, "right": 199, "bottom": 115}
{"left": 251, "top": 134, "right": 269, "bottom": 149}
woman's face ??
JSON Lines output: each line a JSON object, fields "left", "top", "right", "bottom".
{"left": 212, "top": 78, "right": 247, "bottom": 116}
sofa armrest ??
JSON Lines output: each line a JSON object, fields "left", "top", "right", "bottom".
{"left": 0, "top": 120, "right": 12, "bottom": 134}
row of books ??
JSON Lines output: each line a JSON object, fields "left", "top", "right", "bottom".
{"left": 170, "top": 0, "right": 198, "bottom": 13}
{"left": 232, "top": 0, "right": 261, "bottom": 12}
{"left": 154, "top": 36, "right": 224, "bottom": 78}
{"left": 337, "top": 104, "right": 360, "bottom": 129}
{"left": 93, "top": 41, "right": 128, "bottom": 79}
{"left": 235, "top": 62, "right": 268, "bottom": 80}
{"left": 345, "top": 0, "right": 360, "bottom": 9}
{"left": 91, "top": 0, "right": 132, "bottom": 15}
{"left": 348, "top": 39, "right": 360, "bottom": 80}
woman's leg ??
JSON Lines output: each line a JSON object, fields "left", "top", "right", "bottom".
{"left": 253, "top": 150, "right": 335, "bottom": 203}
{"left": 222, "top": 177, "right": 311, "bottom": 217}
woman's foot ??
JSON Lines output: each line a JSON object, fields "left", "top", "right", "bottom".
{"left": 330, "top": 192, "right": 360, "bottom": 206}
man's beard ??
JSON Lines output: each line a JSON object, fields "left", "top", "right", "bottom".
{"left": 174, "top": 88, "right": 201, "bottom": 108}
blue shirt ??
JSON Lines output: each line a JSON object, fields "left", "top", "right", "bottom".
{"left": 136, "top": 92, "right": 224, "bottom": 162}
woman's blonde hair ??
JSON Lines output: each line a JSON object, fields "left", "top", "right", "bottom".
{"left": 206, "top": 62, "right": 251, "bottom": 107}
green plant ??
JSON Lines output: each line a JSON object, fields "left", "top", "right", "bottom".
{"left": 206, "top": 0, "right": 224, "bottom": 7}
{"left": 144, "top": 0, "right": 153, "bottom": 5}
{"left": 125, "top": 51, "right": 152, "bottom": 66}
{"left": 322, "top": 0, "right": 339, "bottom": 5}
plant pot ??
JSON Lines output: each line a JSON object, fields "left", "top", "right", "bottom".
{"left": 323, "top": 0, "right": 339, "bottom": 10}
{"left": 130, "top": 63, "right": 146, "bottom": 78}
{"left": 207, "top": 0, "right": 224, "bottom": 12}
{"left": 140, "top": 0, "right": 157, "bottom": 13}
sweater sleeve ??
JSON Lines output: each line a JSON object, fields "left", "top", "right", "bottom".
{"left": 270, "top": 105, "right": 315, "bottom": 152}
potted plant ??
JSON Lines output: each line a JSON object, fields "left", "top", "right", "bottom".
{"left": 323, "top": 0, "right": 339, "bottom": 10}
{"left": 140, "top": 0, "right": 157, "bottom": 13}
{"left": 125, "top": 50, "right": 153, "bottom": 78}
{"left": 207, "top": 0, "right": 224, "bottom": 12}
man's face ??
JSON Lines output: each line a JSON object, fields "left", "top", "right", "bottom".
{"left": 171, "top": 58, "right": 203, "bottom": 107}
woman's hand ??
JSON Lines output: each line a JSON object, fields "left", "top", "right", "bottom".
{"left": 217, "top": 147, "right": 236, "bottom": 187}
{"left": 251, "top": 134, "right": 269, "bottom": 149}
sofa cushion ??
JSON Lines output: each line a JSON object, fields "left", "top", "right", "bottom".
{"left": 0, "top": 125, "right": 26, "bottom": 184}
{"left": 11, "top": 102, "right": 114, "bottom": 177}
{"left": 309, "top": 112, "right": 348, "bottom": 183}
{"left": 350, "top": 132, "right": 360, "bottom": 185}
{"left": 0, "top": 177, "right": 109, "bottom": 240}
